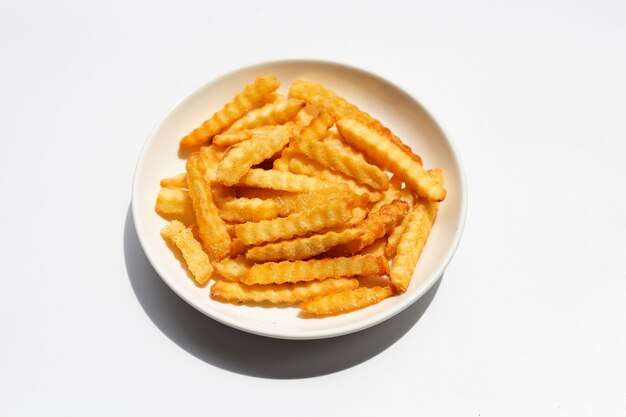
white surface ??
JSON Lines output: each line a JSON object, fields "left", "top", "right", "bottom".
{"left": 133, "top": 60, "right": 467, "bottom": 339}
{"left": 1, "top": 0, "right": 625, "bottom": 415}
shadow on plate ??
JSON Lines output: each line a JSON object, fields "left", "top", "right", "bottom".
{"left": 124, "top": 206, "right": 442, "bottom": 379}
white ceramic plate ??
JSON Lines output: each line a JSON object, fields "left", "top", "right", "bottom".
{"left": 132, "top": 60, "right": 467, "bottom": 340}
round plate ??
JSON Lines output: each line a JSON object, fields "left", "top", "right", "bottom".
{"left": 132, "top": 59, "right": 467, "bottom": 340}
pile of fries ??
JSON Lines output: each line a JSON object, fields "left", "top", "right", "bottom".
{"left": 156, "top": 74, "right": 446, "bottom": 316}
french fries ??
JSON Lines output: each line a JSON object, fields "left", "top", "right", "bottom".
{"left": 245, "top": 228, "right": 363, "bottom": 262}
{"left": 180, "top": 74, "right": 279, "bottom": 147}
{"left": 211, "top": 278, "right": 358, "bottom": 304}
{"left": 236, "top": 169, "right": 341, "bottom": 192}
{"left": 293, "top": 132, "right": 389, "bottom": 191}
{"left": 161, "top": 220, "right": 213, "bottom": 285}
{"left": 329, "top": 200, "right": 408, "bottom": 256}
{"left": 234, "top": 199, "right": 356, "bottom": 245}
{"left": 289, "top": 79, "right": 422, "bottom": 165}
{"left": 225, "top": 98, "right": 305, "bottom": 132}
{"left": 300, "top": 286, "right": 394, "bottom": 315}
{"left": 240, "top": 255, "right": 389, "bottom": 285}
{"left": 186, "top": 153, "right": 231, "bottom": 260}
{"left": 216, "top": 134, "right": 289, "bottom": 185}
{"left": 158, "top": 74, "right": 446, "bottom": 317}
{"left": 336, "top": 118, "right": 446, "bottom": 201}
{"left": 217, "top": 197, "right": 280, "bottom": 222}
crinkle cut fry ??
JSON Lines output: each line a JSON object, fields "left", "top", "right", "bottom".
{"left": 300, "top": 286, "right": 394, "bottom": 315}
{"left": 389, "top": 172, "right": 441, "bottom": 293}
{"left": 287, "top": 154, "right": 381, "bottom": 202}
{"left": 245, "top": 228, "right": 363, "bottom": 262}
{"left": 240, "top": 255, "right": 390, "bottom": 285}
{"left": 336, "top": 118, "right": 446, "bottom": 202}
{"left": 216, "top": 134, "right": 289, "bottom": 185}
{"left": 160, "top": 173, "right": 188, "bottom": 188}
{"left": 212, "top": 256, "right": 252, "bottom": 281}
{"left": 217, "top": 197, "right": 280, "bottom": 222}
{"left": 234, "top": 199, "right": 356, "bottom": 245}
{"left": 236, "top": 169, "right": 341, "bottom": 192}
{"left": 292, "top": 133, "right": 389, "bottom": 191}
{"left": 288, "top": 79, "right": 422, "bottom": 165}
{"left": 385, "top": 174, "right": 435, "bottom": 259}
{"left": 160, "top": 220, "right": 213, "bottom": 285}
{"left": 180, "top": 74, "right": 279, "bottom": 147}
{"left": 186, "top": 153, "right": 231, "bottom": 260}
{"left": 210, "top": 278, "right": 359, "bottom": 305}
{"left": 330, "top": 200, "right": 409, "bottom": 256}
{"left": 225, "top": 98, "right": 305, "bottom": 132}
{"left": 214, "top": 124, "right": 293, "bottom": 147}
{"left": 155, "top": 187, "right": 195, "bottom": 225}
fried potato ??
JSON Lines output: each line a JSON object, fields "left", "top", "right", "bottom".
{"left": 293, "top": 104, "right": 318, "bottom": 127}
{"left": 293, "top": 133, "right": 389, "bottom": 191}
{"left": 300, "top": 286, "right": 394, "bottom": 315}
{"left": 289, "top": 79, "right": 422, "bottom": 165}
{"left": 199, "top": 144, "right": 226, "bottom": 182}
{"left": 160, "top": 173, "right": 187, "bottom": 188}
{"left": 212, "top": 255, "right": 252, "bottom": 281}
{"left": 360, "top": 237, "right": 388, "bottom": 257}
{"left": 186, "top": 153, "right": 231, "bottom": 260}
{"left": 210, "top": 278, "right": 358, "bottom": 305}
{"left": 181, "top": 74, "right": 279, "bottom": 147}
{"left": 213, "top": 124, "right": 293, "bottom": 147}
{"left": 240, "top": 255, "right": 389, "bottom": 285}
{"left": 336, "top": 118, "right": 446, "bottom": 201}
{"left": 236, "top": 169, "right": 340, "bottom": 192}
{"left": 272, "top": 146, "right": 297, "bottom": 171}
{"left": 287, "top": 154, "right": 382, "bottom": 201}
{"left": 245, "top": 228, "right": 363, "bottom": 262}
{"left": 155, "top": 187, "right": 195, "bottom": 224}
{"left": 273, "top": 188, "right": 365, "bottom": 217}
{"left": 160, "top": 220, "right": 213, "bottom": 285}
{"left": 216, "top": 134, "right": 289, "bottom": 185}
{"left": 297, "top": 111, "right": 334, "bottom": 141}
{"left": 389, "top": 185, "right": 440, "bottom": 293}
{"left": 330, "top": 200, "right": 408, "bottom": 256}
{"left": 225, "top": 98, "right": 305, "bottom": 132}
{"left": 217, "top": 197, "right": 280, "bottom": 222}
{"left": 385, "top": 190, "right": 418, "bottom": 259}
{"left": 230, "top": 238, "right": 248, "bottom": 257}
{"left": 234, "top": 199, "right": 357, "bottom": 245}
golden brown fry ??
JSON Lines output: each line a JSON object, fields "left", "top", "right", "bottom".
{"left": 289, "top": 79, "right": 422, "bottom": 165}
{"left": 330, "top": 200, "right": 409, "bottom": 256}
{"left": 210, "top": 278, "right": 358, "bottom": 305}
{"left": 211, "top": 255, "right": 252, "bottom": 281}
{"left": 384, "top": 190, "right": 417, "bottom": 259}
{"left": 155, "top": 187, "right": 196, "bottom": 225}
{"left": 180, "top": 74, "right": 279, "bottom": 147}
{"left": 272, "top": 189, "right": 366, "bottom": 217}
{"left": 293, "top": 104, "right": 318, "bottom": 126}
{"left": 216, "top": 134, "right": 289, "bottom": 185}
{"left": 217, "top": 197, "right": 280, "bottom": 222}
{"left": 160, "top": 173, "right": 187, "bottom": 188}
{"left": 160, "top": 220, "right": 213, "bottom": 285}
{"left": 300, "top": 286, "right": 393, "bottom": 315}
{"left": 245, "top": 228, "right": 363, "bottom": 262}
{"left": 236, "top": 169, "right": 340, "bottom": 192}
{"left": 241, "top": 255, "right": 389, "bottom": 285}
{"left": 298, "top": 111, "right": 334, "bottom": 141}
{"left": 293, "top": 133, "right": 389, "bottom": 191}
{"left": 336, "top": 118, "right": 446, "bottom": 201}
{"left": 234, "top": 199, "right": 356, "bottom": 245}
{"left": 186, "top": 153, "right": 231, "bottom": 260}
{"left": 199, "top": 144, "right": 226, "bottom": 182}
{"left": 214, "top": 124, "right": 294, "bottom": 147}
{"left": 390, "top": 182, "right": 440, "bottom": 293}
{"left": 287, "top": 155, "right": 382, "bottom": 202}
{"left": 225, "top": 98, "right": 305, "bottom": 132}
{"left": 360, "top": 237, "right": 388, "bottom": 257}
{"left": 230, "top": 238, "right": 248, "bottom": 257}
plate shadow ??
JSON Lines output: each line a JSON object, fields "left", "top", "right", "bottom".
{"left": 124, "top": 206, "right": 442, "bottom": 379}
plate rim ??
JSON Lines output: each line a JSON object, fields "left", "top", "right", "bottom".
{"left": 131, "top": 58, "right": 468, "bottom": 340}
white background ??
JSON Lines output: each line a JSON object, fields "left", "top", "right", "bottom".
{"left": 1, "top": 1, "right": 625, "bottom": 415}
